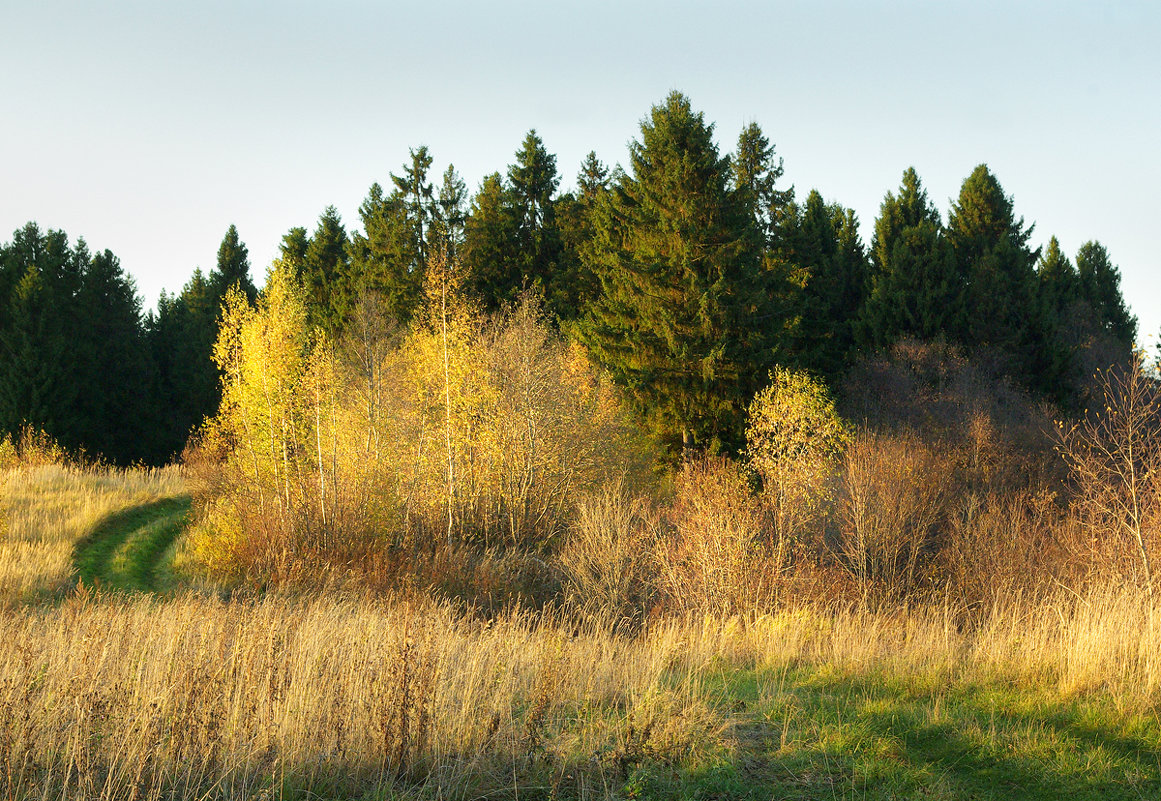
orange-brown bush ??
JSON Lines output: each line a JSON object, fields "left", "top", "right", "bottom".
{"left": 1058, "top": 357, "right": 1161, "bottom": 594}
{"left": 557, "top": 481, "right": 659, "bottom": 620}
{"left": 654, "top": 456, "right": 775, "bottom": 614}
{"left": 838, "top": 430, "right": 953, "bottom": 599}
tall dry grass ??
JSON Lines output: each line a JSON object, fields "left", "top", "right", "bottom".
{"left": 0, "top": 588, "right": 1157, "bottom": 799}
{"left": 0, "top": 464, "right": 184, "bottom": 604}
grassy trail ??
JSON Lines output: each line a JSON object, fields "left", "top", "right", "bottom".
{"left": 72, "top": 494, "right": 191, "bottom": 593}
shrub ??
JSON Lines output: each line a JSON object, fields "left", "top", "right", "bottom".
{"left": 557, "top": 481, "right": 659, "bottom": 620}
{"left": 838, "top": 431, "right": 952, "bottom": 599}
{"left": 746, "top": 367, "right": 850, "bottom": 561}
{"left": 1057, "top": 355, "right": 1161, "bottom": 593}
{"left": 655, "top": 455, "right": 771, "bottom": 614}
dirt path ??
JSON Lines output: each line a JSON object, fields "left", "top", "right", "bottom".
{"left": 72, "top": 495, "right": 191, "bottom": 593}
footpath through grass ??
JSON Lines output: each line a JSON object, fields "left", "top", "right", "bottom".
{"left": 72, "top": 494, "right": 191, "bottom": 593}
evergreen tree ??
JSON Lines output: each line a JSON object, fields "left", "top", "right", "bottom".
{"left": 946, "top": 165, "right": 1044, "bottom": 378}
{"left": 508, "top": 130, "right": 563, "bottom": 311}
{"left": 732, "top": 122, "right": 793, "bottom": 241}
{"left": 431, "top": 164, "right": 468, "bottom": 261}
{"left": 1075, "top": 240, "right": 1136, "bottom": 346}
{"left": 74, "top": 248, "right": 152, "bottom": 464}
{"left": 462, "top": 172, "right": 521, "bottom": 311}
{"left": 299, "top": 206, "right": 351, "bottom": 334}
{"left": 858, "top": 168, "right": 963, "bottom": 348}
{"left": 210, "top": 224, "right": 257, "bottom": 302}
{"left": 578, "top": 92, "right": 771, "bottom": 454}
{"left": 557, "top": 152, "right": 610, "bottom": 321}
{"left": 787, "top": 191, "right": 869, "bottom": 377}
{"left": 347, "top": 182, "right": 424, "bottom": 324}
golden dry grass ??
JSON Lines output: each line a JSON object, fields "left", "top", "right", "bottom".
{"left": 2, "top": 465, "right": 1160, "bottom": 799}
{"left": 0, "top": 464, "right": 184, "bottom": 604}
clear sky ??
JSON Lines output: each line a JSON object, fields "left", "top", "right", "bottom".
{"left": 3, "top": 1, "right": 1158, "bottom": 344}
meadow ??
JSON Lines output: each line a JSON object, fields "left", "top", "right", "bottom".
{"left": 1, "top": 459, "right": 1159, "bottom": 800}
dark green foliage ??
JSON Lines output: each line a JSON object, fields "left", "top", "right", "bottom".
{"left": 148, "top": 225, "right": 260, "bottom": 461}
{"left": 210, "top": 224, "right": 257, "bottom": 302}
{"left": 1075, "top": 241, "right": 1136, "bottom": 346}
{"left": 0, "top": 223, "right": 154, "bottom": 464}
{"left": 299, "top": 206, "right": 352, "bottom": 334}
{"left": 431, "top": 164, "right": 468, "bottom": 261}
{"left": 463, "top": 131, "right": 570, "bottom": 317}
{"left": 732, "top": 122, "right": 793, "bottom": 242}
{"left": 859, "top": 169, "right": 963, "bottom": 349}
{"left": 462, "top": 172, "right": 520, "bottom": 310}
{"left": 555, "top": 152, "right": 609, "bottom": 320}
{"left": 347, "top": 182, "right": 424, "bottom": 325}
{"left": 771, "top": 191, "right": 869, "bottom": 379}
{"left": 946, "top": 166, "right": 1040, "bottom": 355}
{"left": 578, "top": 92, "right": 772, "bottom": 454}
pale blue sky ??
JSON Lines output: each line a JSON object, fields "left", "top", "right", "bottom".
{"left": 3, "top": 1, "right": 1158, "bottom": 344}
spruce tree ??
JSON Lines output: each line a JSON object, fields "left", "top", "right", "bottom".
{"left": 578, "top": 92, "right": 771, "bottom": 454}
{"left": 946, "top": 165, "right": 1043, "bottom": 378}
{"left": 508, "top": 130, "right": 566, "bottom": 315}
{"left": 858, "top": 168, "right": 963, "bottom": 349}
{"left": 300, "top": 206, "right": 351, "bottom": 334}
{"left": 1075, "top": 241, "right": 1136, "bottom": 347}
{"left": 462, "top": 172, "right": 520, "bottom": 311}
{"left": 210, "top": 224, "right": 257, "bottom": 302}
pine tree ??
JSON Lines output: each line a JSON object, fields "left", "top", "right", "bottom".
{"left": 578, "top": 92, "right": 771, "bottom": 454}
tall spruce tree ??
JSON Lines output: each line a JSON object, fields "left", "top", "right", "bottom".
{"left": 946, "top": 165, "right": 1046, "bottom": 380}
{"left": 858, "top": 168, "right": 962, "bottom": 348}
{"left": 462, "top": 172, "right": 520, "bottom": 311}
{"left": 785, "top": 191, "right": 869, "bottom": 378}
{"left": 578, "top": 92, "right": 771, "bottom": 454}
{"left": 296, "top": 207, "right": 351, "bottom": 334}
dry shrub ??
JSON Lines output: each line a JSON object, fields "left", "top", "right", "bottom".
{"left": 941, "top": 488, "right": 1067, "bottom": 609}
{"left": 557, "top": 481, "right": 659, "bottom": 620}
{"left": 838, "top": 431, "right": 953, "bottom": 599}
{"left": 656, "top": 455, "right": 772, "bottom": 614}
{"left": 1057, "top": 357, "right": 1161, "bottom": 593}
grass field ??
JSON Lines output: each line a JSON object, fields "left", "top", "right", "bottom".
{"left": 0, "top": 464, "right": 1159, "bottom": 799}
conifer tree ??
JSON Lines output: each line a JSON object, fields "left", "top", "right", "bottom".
{"left": 462, "top": 172, "right": 520, "bottom": 311}
{"left": 299, "top": 206, "right": 351, "bottom": 334}
{"left": 787, "top": 191, "right": 869, "bottom": 377}
{"left": 858, "top": 168, "right": 963, "bottom": 349}
{"left": 210, "top": 224, "right": 257, "bottom": 302}
{"left": 1075, "top": 241, "right": 1136, "bottom": 347}
{"left": 578, "top": 92, "right": 771, "bottom": 454}
{"left": 946, "top": 165, "right": 1044, "bottom": 377}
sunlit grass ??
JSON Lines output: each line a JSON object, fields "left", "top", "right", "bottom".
{"left": 0, "top": 464, "right": 184, "bottom": 604}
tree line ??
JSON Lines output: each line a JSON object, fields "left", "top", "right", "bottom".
{"left": 0, "top": 91, "right": 1137, "bottom": 464}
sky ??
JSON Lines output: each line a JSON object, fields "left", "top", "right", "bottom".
{"left": 3, "top": 0, "right": 1159, "bottom": 344}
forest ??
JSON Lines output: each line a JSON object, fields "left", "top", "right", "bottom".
{"left": 0, "top": 92, "right": 1158, "bottom": 799}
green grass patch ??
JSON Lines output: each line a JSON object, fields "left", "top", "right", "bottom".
{"left": 73, "top": 495, "right": 191, "bottom": 593}
{"left": 692, "top": 664, "right": 1161, "bottom": 801}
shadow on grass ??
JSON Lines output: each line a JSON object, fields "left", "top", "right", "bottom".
{"left": 705, "top": 666, "right": 1161, "bottom": 801}
{"left": 72, "top": 495, "right": 191, "bottom": 594}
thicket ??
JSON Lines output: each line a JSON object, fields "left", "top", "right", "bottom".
{"left": 2, "top": 90, "right": 1155, "bottom": 613}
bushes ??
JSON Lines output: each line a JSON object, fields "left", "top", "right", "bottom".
{"left": 188, "top": 265, "right": 651, "bottom": 591}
